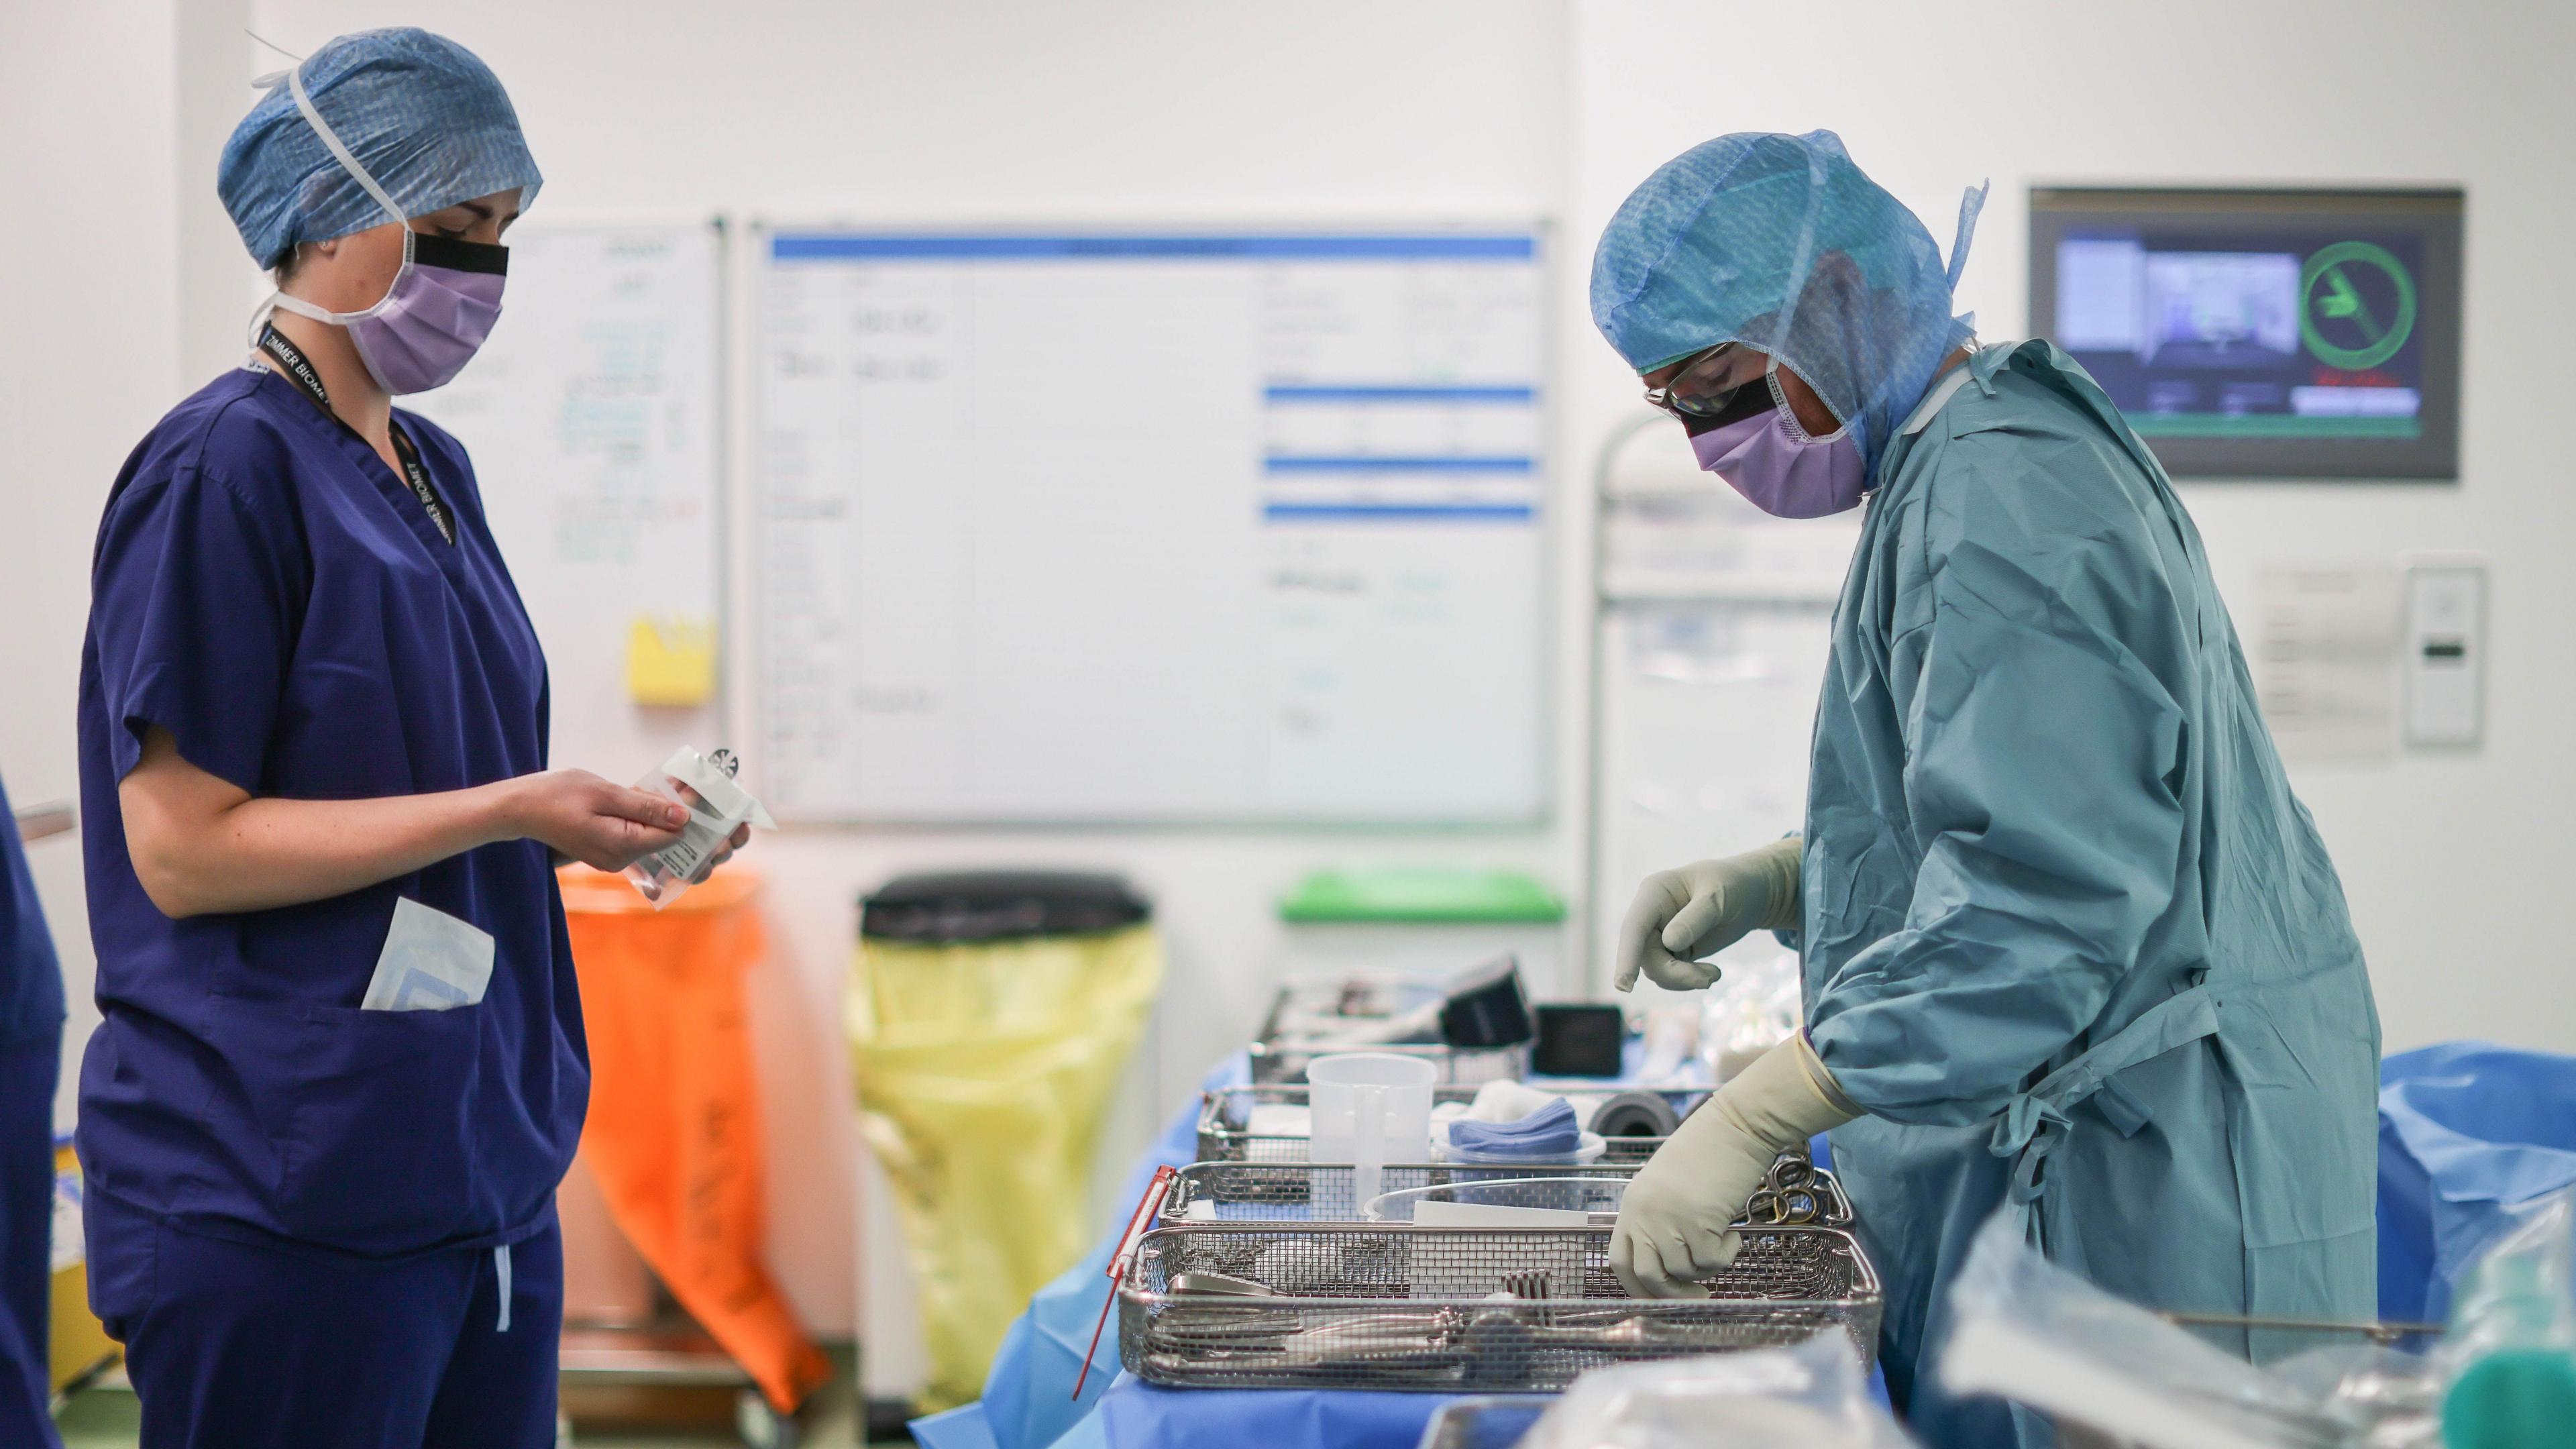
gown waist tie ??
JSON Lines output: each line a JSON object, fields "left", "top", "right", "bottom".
{"left": 1986, "top": 983, "right": 2222, "bottom": 1271}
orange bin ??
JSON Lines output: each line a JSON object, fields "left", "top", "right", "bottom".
{"left": 557, "top": 865, "right": 831, "bottom": 1414}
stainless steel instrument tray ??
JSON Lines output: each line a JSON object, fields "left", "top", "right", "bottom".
{"left": 1118, "top": 1220, "right": 1881, "bottom": 1392}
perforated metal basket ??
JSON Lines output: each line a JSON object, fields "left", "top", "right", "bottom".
{"left": 1118, "top": 1220, "right": 1880, "bottom": 1391}
{"left": 1197, "top": 1086, "right": 1693, "bottom": 1167}
{"left": 1163, "top": 1161, "right": 1641, "bottom": 1224}
{"left": 1364, "top": 1177, "right": 1639, "bottom": 1222}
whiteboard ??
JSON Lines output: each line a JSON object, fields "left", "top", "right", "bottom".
{"left": 409, "top": 220, "right": 727, "bottom": 779}
{"left": 753, "top": 228, "right": 1550, "bottom": 824}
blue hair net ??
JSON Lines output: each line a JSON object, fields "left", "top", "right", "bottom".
{"left": 1591, "top": 130, "right": 1982, "bottom": 472}
{"left": 219, "top": 28, "right": 541, "bottom": 270}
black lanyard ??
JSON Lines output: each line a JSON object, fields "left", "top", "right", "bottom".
{"left": 257, "top": 325, "right": 455, "bottom": 547}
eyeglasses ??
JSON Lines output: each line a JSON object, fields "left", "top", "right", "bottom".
{"left": 1642, "top": 341, "right": 1771, "bottom": 421}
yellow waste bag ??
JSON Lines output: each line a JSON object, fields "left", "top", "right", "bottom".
{"left": 849, "top": 915, "right": 1161, "bottom": 1411}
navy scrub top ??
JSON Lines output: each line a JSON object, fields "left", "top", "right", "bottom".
{"left": 0, "top": 770, "right": 65, "bottom": 1047}
{"left": 75, "top": 364, "right": 583, "bottom": 1258}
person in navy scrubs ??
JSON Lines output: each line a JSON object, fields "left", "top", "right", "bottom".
{"left": 75, "top": 30, "right": 745, "bottom": 1448}
{"left": 0, "top": 769, "right": 66, "bottom": 1449}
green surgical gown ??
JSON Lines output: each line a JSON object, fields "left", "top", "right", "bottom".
{"left": 1799, "top": 340, "right": 2381, "bottom": 1448}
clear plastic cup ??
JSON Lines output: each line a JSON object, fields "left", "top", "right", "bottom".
{"left": 1307, "top": 1052, "right": 1436, "bottom": 1212}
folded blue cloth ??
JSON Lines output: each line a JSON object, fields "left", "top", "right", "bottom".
{"left": 1447, "top": 1097, "right": 1580, "bottom": 1157}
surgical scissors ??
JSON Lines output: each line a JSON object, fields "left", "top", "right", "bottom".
{"left": 1737, "top": 1152, "right": 1842, "bottom": 1227}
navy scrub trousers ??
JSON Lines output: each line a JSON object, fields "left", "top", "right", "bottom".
{"left": 89, "top": 1197, "right": 563, "bottom": 1449}
{"left": 0, "top": 763, "right": 68, "bottom": 1449}
{"left": 0, "top": 1034, "right": 60, "bottom": 1449}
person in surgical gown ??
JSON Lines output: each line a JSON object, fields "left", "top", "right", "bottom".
{"left": 1591, "top": 131, "right": 2379, "bottom": 1449}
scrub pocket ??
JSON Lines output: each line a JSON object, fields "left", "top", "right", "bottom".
{"left": 209, "top": 996, "right": 484, "bottom": 1249}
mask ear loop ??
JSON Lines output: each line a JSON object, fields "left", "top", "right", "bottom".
{"left": 1764, "top": 355, "right": 1851, "bottom": 447}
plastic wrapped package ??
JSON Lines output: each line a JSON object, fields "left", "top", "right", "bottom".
{"left": 2267, "top": 1344, "right": 2441, "bottom": 1448}
{"left": 1937, "top": 1212, "right": 2347, "bottom": 1449}
{"left": 1697, "top": 952, "right": 1801, "bottom": 1084}
{"left": 2438, "top": 1189, "right": 2576, "bottom": 1449}
{"left": 1521, "top": 1332, "right": 1915, "bottom": 1449}
{"left": 623, "top": 747, "right": 775, "bottom": 907}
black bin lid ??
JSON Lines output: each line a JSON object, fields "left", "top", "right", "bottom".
{"left": 859, "top": 870, "right": 1150, "bottom": 944}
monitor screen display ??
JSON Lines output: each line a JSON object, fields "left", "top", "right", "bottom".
{"left": 2029, "top": 189, "right": 2461, "bottom": 480}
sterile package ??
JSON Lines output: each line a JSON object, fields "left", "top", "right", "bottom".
{"left": 1937, "top": 1212, "right": 2352, "bottom": 1449}
{"left": 1521, "top": 1331, "right": 1916, "bottom": 1449}
{"left": 1699, "top": 951, "right": 1801, "bottom": 1084}
{"left": 623, "top": 747, "right": 775, "bottom": 908}
{"left": 2436, "top": 1188, "right": 2576, "bottom": 1449}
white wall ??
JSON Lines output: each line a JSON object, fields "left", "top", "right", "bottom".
{"left": 10, "top": 0, "right": 2565, "bottom": 1401}
{"left": 1570, "top": 0, "right": 2576, "bottom": 1055}
{"left": 1, "top": 3, "right": 186, "bottom": 1132}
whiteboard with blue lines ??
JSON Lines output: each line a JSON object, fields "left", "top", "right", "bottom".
{"left": 752, "top": 228, "right": 1548, "bottom": 823}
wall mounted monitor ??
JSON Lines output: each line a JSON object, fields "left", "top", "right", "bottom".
{"left": 2029, "top": 187, "right": 2461, "bottom": 480}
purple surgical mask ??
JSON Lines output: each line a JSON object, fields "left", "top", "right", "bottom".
{"left": 1688, "top": 372, "right": 1868, "bottom": 519}
{"left": 260, "top": 63, "right": 508, "bottom": 395}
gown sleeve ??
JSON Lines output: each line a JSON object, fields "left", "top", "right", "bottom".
{"left": 89, "top": 462, "right": 301, "bottom": 794}
{"left": 1804, "top": 432, "right": 2192, "bottom": 1126}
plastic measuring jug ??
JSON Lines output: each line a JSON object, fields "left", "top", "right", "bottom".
{"left": 1307, "top": 1053, "right": 1436, "bottom": 1210}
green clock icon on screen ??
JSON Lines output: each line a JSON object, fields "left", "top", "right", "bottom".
{"left": 2300, "top": 240, "right": 2417, "bottom": 370}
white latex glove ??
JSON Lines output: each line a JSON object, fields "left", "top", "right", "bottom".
{"left": 1613, "top": 837, "right": 1803, "bottom": 991}
{"left": 1611, "top": 1034, "right": 1858, "bottom": 1298}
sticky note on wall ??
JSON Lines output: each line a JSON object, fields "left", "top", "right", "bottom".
{"left": 627, "top": 616, "right": 718, "bottom": 706}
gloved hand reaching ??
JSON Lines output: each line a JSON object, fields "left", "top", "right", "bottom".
{"left": 1610, "top": 1034, "right": 1858, "bottom": 1298}
{"left": 1614, "top": 837, "right": 1802, "bottom": 991}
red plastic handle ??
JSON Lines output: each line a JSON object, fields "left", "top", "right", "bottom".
{"left": 1073, "top": 1165, "right": 1178, "bottom": 1399}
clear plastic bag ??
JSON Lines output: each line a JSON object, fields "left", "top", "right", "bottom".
{"left": 2269, "top": 1344, "right": 2441, "bottom": 1448}
{"left": 623, "top": 747, "right": 775, "bottom": 908}
{"left": 1697, "top": 951, "right": 1801, "bottom": 1084}
{"left": 1937, "top": 1212, "right": 2348, "bottom": 1449}
{"left": 1522, "top": 1330, "right": 1915, "bottom": 1449}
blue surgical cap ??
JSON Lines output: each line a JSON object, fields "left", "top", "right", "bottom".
{"left": 219, "top": 28, "right": 541, "bottom": 270}
{"left": 1591, "top": 130, "right": 1982, "bottom": 472}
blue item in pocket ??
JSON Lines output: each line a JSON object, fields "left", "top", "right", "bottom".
{"left": 2378, "top": 1041, "right": 2576, "bottom": 1323}
{"left": 1447, "top": 1099, "right": 1578, "bottom": 1158}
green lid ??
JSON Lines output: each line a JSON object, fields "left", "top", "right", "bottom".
{"left": 1279, "top": 867, "right": 1566, "bottom": 925}
{"left": 2443, "top": 1348, "right": 2576, "bottom": 1449}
